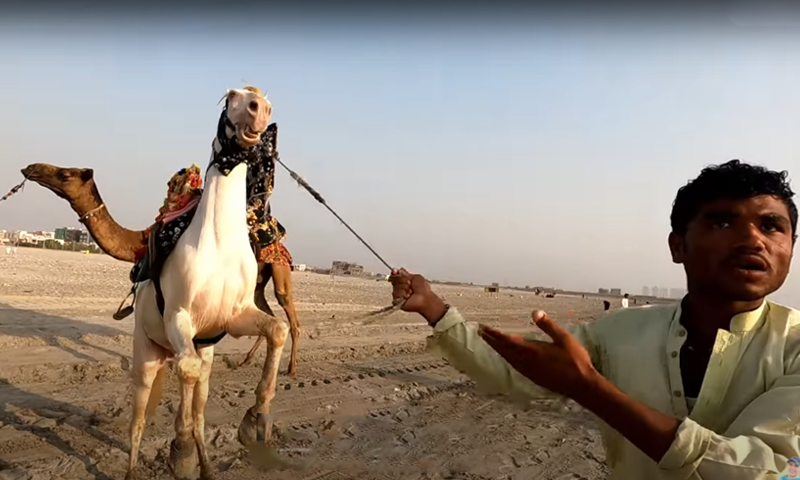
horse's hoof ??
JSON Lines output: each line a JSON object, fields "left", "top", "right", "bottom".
{"left": 168, "top": 438, "right": 198, "bottom": 480}
{"left": 238, "top": 408, "right": 272, "bottom": 447}
{"left": 199, "top": 466, "right": 217, "bottom": 480}
{"left": 124, "top": 469, "right": 138, "bottom": 480}
{"left": 238, "top": 410, "right": 258, "bottom": 446}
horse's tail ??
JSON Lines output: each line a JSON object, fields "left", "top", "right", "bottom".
{"left": 145, "top": 365, "right": 167, "bottom": 418}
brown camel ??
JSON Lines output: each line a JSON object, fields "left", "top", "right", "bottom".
{"left": 20, "top": 162, "right": 301, "bottom": 377}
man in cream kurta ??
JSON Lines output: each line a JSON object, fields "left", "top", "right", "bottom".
{"left": 390, "top": 160, "right": 800, "bottom": 479}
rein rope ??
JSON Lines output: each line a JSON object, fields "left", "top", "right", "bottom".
{"left": 275, "top": 155, "right": 393, "bottom": 271}
{"left": 0, "top": 178, "right": 27, "bottom": 203}
{"left": 272, "top": 154, "right": 406, "bottom": 320}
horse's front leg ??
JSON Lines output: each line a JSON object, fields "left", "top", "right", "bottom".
{"left": 193, "top": 345, "right": 216, "bottom": 480}
{"left": 164, "top": 308, "right": 202, "bottom": 479}
{"left": 226, "top": 306, "right": 288, "bottom": 446}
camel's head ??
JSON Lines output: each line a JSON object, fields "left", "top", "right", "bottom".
{"left": 219, "top": 86, "right": 272, "bottom": 149}
{"left": 21, "top": 163, "right": 95, "bottom": 202}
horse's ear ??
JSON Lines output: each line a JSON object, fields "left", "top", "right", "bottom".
{"left": 80, "top": 168, "right": 94, "bottom": 181}
{"left": 218, "top": 89, "right": 236, "bottom": 106}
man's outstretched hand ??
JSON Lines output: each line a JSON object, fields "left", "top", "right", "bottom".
{"left": 389, "top": 268, "right": 449, "bottom": 326}
{"left": 478, "top": 310, "right": 600, "bottom": 401}
{"left": 481, "top": 311, "right": 682, "bottom": 463}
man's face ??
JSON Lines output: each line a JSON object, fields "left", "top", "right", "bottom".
{"left": 669, "top": 195, "right": 795, "bottom": 302}
{"left": 789, "top": 461, "right": 798, "bottom": 477}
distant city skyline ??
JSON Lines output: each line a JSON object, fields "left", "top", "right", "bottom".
{"left": 641, "top": 285, "right": 687, "bottom": 299}
{"left": 0, "top": 226, "right": 95, "bottom": 246}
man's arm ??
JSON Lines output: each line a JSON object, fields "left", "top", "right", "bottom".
{"left": 428, "top": 306, "right": 596, "bottom": 404}
{"left": 572, "top": 373, "right": 681, "bottom": 463}
{"left": 389, "top": 268, "right": 597, "bottom": 405}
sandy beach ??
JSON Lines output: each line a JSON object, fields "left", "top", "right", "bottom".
{"left": 0, "top": 248, "right": 627, "bottom": 480}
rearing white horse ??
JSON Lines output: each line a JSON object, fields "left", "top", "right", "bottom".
{"left": 126, "top": 86, "right": 289, "bottom": 480}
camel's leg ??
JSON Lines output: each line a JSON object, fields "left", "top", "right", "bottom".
{"left": 165, "top": 308, "right": 202, "bottom": 479}
{"left": 272, "top": 263, "right": 300, "bottom": 377}
{"left": 253, "top": 261, "right": 274, "bottom": 315}
{"left": 226, "top": 306, "right": 288, "bottom": 446}
{"left": 238, "top": 262, "right": 272, "bottom": 367}
{"left": 126, "top": 323, "right": 167, "bottom": 480}
{"left": 193, "top": 344, "right": 216, "bottom": 480}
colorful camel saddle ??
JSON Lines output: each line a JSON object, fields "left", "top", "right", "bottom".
{"left": 114, "top": 123, "right": 291, "bottom": 326}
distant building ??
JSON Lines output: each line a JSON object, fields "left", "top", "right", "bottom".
{"left": 292, "top": 264, "right": 307, "bottom": 272}
{"left": 609, "top": 288, "right": 622, "bottom": 296}
{"left": 32, "top": 231, "right": 54, "bottom": 240}
{"left": 331, "top": 260, "right": 364, "bottom": 276}
{"left": 5, "top": 230, "right": 53, "bottom": 245}
{"left": 642, "top": 286, "right": 650, "bottom": 296}
{"left": 54, "top": 227, "right": 91, "bottom": 243}
{"left": 598, "top": 288, "right": 609, "bottom": 295}
{"left": 659, "top": 287, "right": 669, "bottom": 298}
{"left": 652, "top": 286, "right": 660, "bottom": 298}
{"left": 669, "top": 288, "right": 686, "bottom": 299}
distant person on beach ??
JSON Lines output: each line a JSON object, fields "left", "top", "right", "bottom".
{"left": 390, "top": 160, "right": 800, "bottom": 478}
{"left": 621, "top": 293, "right": 630, "bottom": 308}
{"left": 603, "top": 300, "right": 611, "bottom": 311}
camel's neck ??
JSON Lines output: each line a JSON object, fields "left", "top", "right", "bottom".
{"left": 71, "top": 184, "right": 147, "bottom": 263}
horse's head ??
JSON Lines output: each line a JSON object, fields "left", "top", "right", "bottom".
{"left": 218, "top": 86, "right": 272, "bottom": 149}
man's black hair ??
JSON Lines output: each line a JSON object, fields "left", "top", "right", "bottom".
{"left": 670, "top": 159, "right": 798, "bottom": 241}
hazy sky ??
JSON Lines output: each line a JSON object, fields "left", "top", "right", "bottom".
{"left": 2, "top": 13, "right": 800, "bottom": 304}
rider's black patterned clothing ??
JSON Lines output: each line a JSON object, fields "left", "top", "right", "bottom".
{"left": 245, "top": 124, "right": 287, "bottom": 251}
